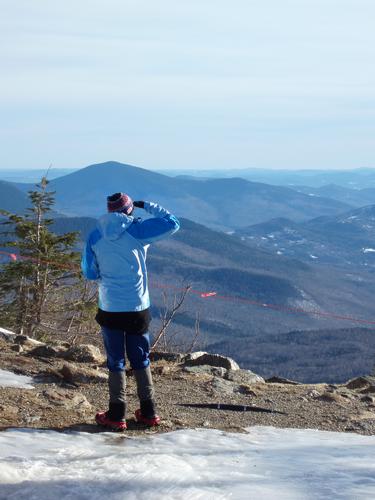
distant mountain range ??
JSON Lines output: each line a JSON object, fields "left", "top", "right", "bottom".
{"left": 0, "top": 168, "right": 77, "bottom": 183}
{"left": 160, "top": 167, "right": 375, "bottom": 189}
{"left": 12, "top": 161, "right": 353, "bottom": 231}
{"left": 235, "top": 205, "right": 375, "bottom": 268}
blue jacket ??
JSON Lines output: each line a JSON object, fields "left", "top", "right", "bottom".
{"left": 81, "top": 202, "right": 180, "bottom": 312}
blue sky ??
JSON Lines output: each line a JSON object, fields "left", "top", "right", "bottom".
{"left": 1, "top": 0, "right": 374, "bottom": 170}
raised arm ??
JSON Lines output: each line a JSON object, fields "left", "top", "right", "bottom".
{"left": 132, "top": 201, "right": 180, "bottom": 244}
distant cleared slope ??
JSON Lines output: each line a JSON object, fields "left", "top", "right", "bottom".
{"left": 236, "top": 204, "right": 375, "bottom": 267}
{"left": 295, "top": 184, "right": 375, "bottom": 207}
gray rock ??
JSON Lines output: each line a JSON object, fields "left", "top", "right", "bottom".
{"left": 210, "top": 376, "right": 236, "bottom": 394}
{"left": 184, "top": 352, "right": 240, "bottom": 371}
{"left": 62, "top": 344, "right": 105, "bottom": 364}
{"left": 183, "top": 365, "right": 227, "bottom": 377}
{"left": 225, "top": 369, "right": 265, "bottom": 384}
{"left": 306, "top": 389, "right": 322, "bottom": 399}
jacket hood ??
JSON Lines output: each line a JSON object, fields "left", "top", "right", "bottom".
{"left": 98, "top": 212, "right": 134, "bottom": 241}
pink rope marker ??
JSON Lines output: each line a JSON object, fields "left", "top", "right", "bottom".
{"left": 200, "top": 292, "right": 217, "bottom": 298}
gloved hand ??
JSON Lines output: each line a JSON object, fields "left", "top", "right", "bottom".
{"left": 133, "top": 201, "right": 145, "bottom": 209}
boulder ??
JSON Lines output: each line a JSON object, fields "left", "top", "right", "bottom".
{"left": 345, "top": 376, "right": 375, "bottom": 392}
{"left": 306, "top": 389, "right": 322, "bottom": 399}
{"left": 60, "top": 362, "right": 108, "bottom": 384}
{"left": 62, "top": 344, "right": 105, "bottom": 364}
{"left": 225, "top": 369, "right": 265, "bottom": 384}
{"left": 184, "top": 352, "right": 240, "bottom": 371}
{"left": 43, "top": 388, "right": 92, "bottom": 411}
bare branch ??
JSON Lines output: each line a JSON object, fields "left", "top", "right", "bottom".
{"left": 151, "top": 285, "right": 191, "bottom": 350}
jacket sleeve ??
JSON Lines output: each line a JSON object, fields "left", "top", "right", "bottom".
{"left": 135, "top": 202, "right": 180, "bottom": 244}
{"left": 81, "top": 230, "right": 101, "bottom": 280}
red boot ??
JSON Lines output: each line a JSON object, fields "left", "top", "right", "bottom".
{"left": 95, "top": 402, "right": 127, "bottom": 431}
{"left": 135, "top": 408, "right": 161, "bottom": 426}
{"left": 95, "top": 411, "right": 127, "bottom": 431}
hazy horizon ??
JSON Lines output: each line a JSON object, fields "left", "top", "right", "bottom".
{"left": 1, "top": 1, "right": 374, "bottom": 170}
{"left": 1, "top": 162, "right": 375, "bottom": 173}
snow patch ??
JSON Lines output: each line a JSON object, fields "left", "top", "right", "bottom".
{"left": 0, "top": 369, "right": 35, "bottom": 389}
{"left": 0, "top": 427, "right": 375, "bottom": 499}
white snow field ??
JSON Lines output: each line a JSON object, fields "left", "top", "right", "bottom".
{"left": 0, "top": 369, "right": 34, "bottom": 389}
{"left": 0, "top": 426, "right": 375, "bottom": 499}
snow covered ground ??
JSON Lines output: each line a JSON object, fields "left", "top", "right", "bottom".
{"left": 0, "top": 369, "right": 34, "bottom": 389}
{"left": 0, "top": 426, "right": 375, "bottom": 499}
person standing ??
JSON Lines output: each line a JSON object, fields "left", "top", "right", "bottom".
{"left": 81, "top": 193, "right": 180, "bottom": 431}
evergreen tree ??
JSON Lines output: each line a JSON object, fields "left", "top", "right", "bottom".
{"left": 0, "top": 177, "right": 81, "bottom": 337}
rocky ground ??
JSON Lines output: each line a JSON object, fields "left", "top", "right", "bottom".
{"left": 1, "top": 332, "right": 375, "bottom": 436}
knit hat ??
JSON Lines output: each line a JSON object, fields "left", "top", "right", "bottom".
{"left": 107, "top": 192, "right": 134, "bottom": 215}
